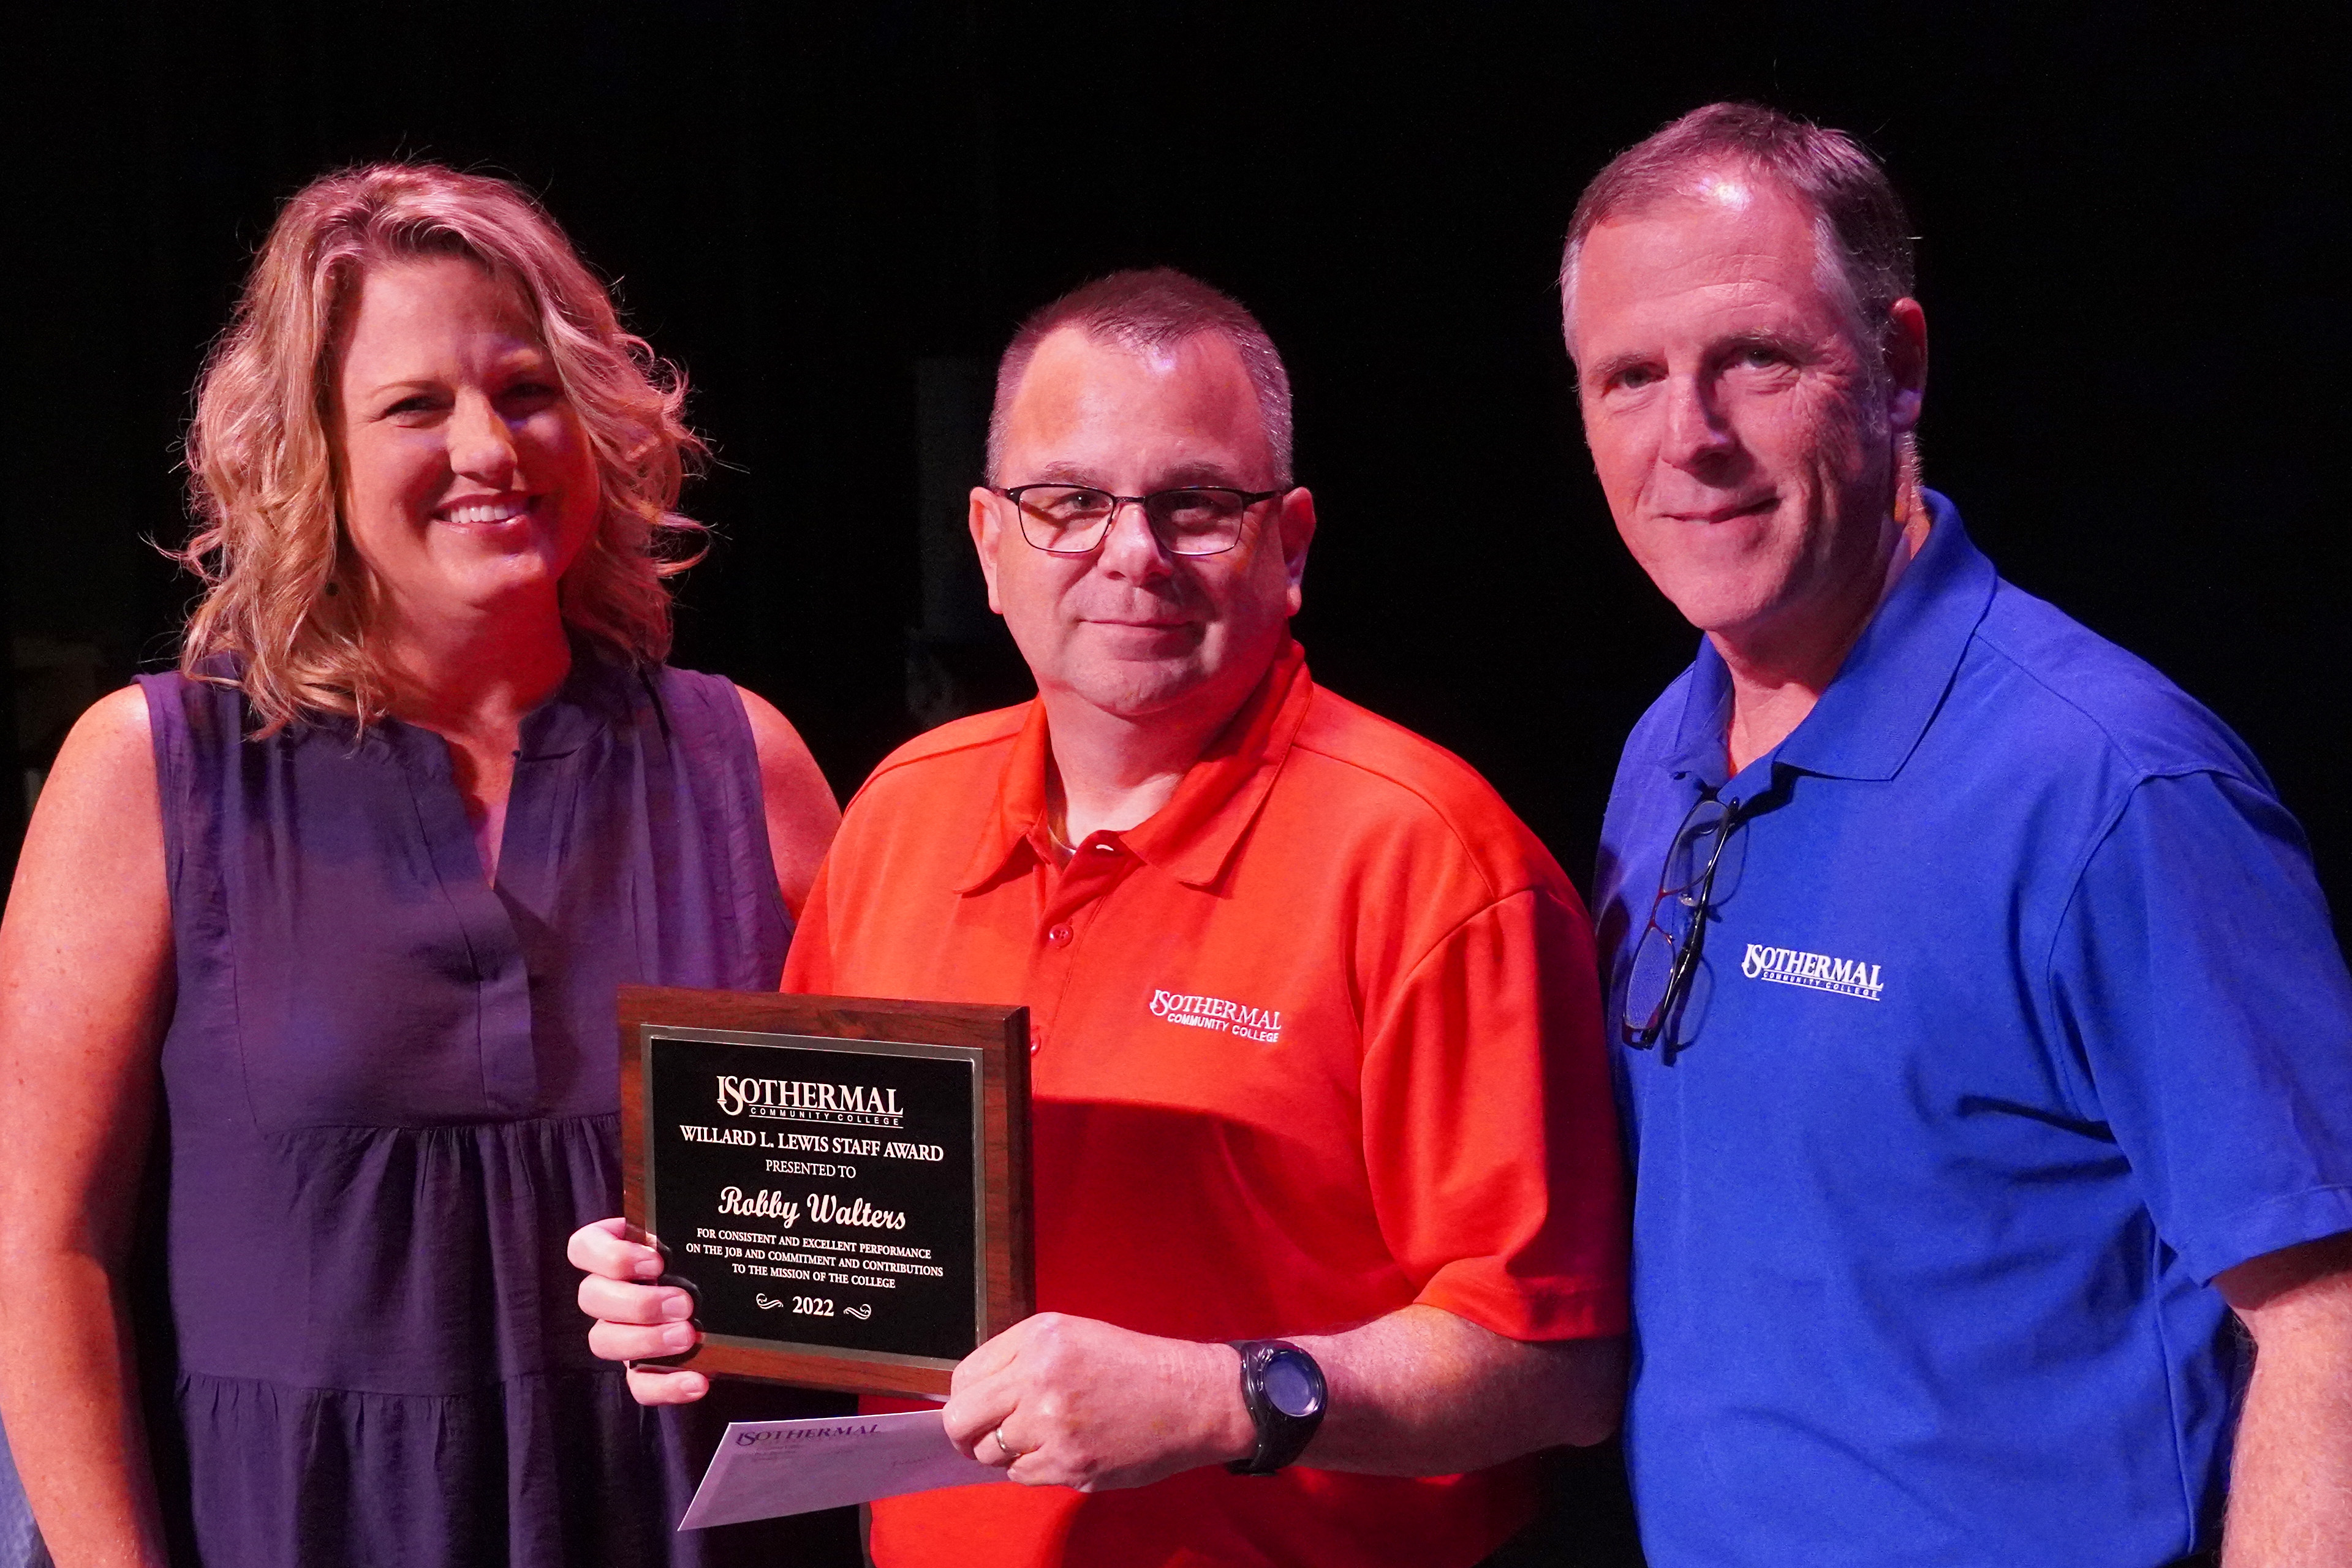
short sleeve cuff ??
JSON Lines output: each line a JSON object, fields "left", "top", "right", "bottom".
{"left": 1414, "top": 1260, "right": 1628, "bottom": 1342}
{"left": 2181, "top": 1183, "right": 2352, "bottom": 1285}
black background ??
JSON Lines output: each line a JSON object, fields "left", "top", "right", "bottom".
{"left": 649, "top": 1035, "right": 979, "bottom": 1362}
{"left": 10, "top": 2, "right": 2345, "bottom": 933}
{"left": 6, "top": 7, "right": 2342, "bottom": 1559}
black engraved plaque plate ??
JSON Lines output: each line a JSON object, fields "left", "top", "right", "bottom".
{"left": 647, "top": 1032, "right": 978, "bottom": 1362}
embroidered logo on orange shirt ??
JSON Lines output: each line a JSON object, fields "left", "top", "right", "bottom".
{"left": 1148, "top": 989, "right": 1284, "bottom": 1044}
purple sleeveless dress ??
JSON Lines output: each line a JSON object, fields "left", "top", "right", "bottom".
{"left": 136, "top": 653, "right": 855, "bottom": 1568}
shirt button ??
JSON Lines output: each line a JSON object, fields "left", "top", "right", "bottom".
{"left": 1045, "top": 924, "right": 1073, "bottom": 947}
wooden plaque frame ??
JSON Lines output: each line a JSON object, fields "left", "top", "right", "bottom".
{"left": 618, "top": 986, "right": 1032, "bottom": 1399}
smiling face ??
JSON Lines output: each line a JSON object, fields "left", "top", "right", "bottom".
{"left": 1567, "top": 175, "right": 1921, "bottom": 652}
{"left": 333, "top": 255, "right": 600, "bottom": 628}
{"left": 970, "top": 326, "right": 1314, "bottom": 724}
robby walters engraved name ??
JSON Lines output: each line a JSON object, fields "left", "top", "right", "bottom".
{"left": 714, "top": 1188, "right": 908, "bottom": 1229}
{"left": 714, "top": 1074, "right": 906, "bottom": 1128}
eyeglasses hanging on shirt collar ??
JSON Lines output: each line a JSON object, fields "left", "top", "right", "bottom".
{"left": 1622, "top": 788, "right": 1749, "bottom": 1050}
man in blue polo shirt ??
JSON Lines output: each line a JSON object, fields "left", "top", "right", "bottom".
{"left": 1565, "top": 103, "right": 2352, "bottom": 1566}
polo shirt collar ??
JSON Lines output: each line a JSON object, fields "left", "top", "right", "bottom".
{"left": 953, "top": 638, "right": 1315, "bottom": 893}
{"left": 1662, "top": 491, "right": 1997, "bottom": 785}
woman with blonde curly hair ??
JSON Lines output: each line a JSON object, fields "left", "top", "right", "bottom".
{"left": 0, "top": 165, "right": 844, "bottom": 1566}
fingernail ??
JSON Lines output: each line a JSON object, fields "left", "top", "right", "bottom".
{"left": 663, "top": 1292, "right": 695, "bottom": 1321}
{"left": 664, "top": 1322, "right": 695, "bottom": 1350}
{"left": 633, "top": 1251, "right": 664, "bottom": 1278}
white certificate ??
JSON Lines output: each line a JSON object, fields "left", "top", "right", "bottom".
{"left": 678, "top": 1409, "right": 1007, "bottom": 1530}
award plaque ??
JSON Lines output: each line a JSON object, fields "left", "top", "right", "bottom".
{"left": 617, "top": 986, "right": 1033, "bottom": 1400}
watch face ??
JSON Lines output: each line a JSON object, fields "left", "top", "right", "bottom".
{"left": 1263, "top": 1352, "right": 1323, "bottom": 1419}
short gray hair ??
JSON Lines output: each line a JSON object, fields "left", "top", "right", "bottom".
{"left": 985, "top": 267, "right": 1293, "bottom": 484}
{"left": 1560, "top": 102, "right": 1915, "bottom": 354}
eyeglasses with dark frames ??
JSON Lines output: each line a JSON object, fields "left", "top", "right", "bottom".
{"left": 1621, "top": 789, "right": 1747, "bottom": 1050}
{"left": 993, "top": 483, "right": 1286, "bottom": 557}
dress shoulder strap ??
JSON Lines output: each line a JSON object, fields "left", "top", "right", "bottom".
{"left": 132, "top": 668, "right": 248, "bottom": 900}
{"left": 630, "top": 663, "right": 794, "bottom": 978}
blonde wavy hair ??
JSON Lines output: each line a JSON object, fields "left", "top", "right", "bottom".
{"left": 177, "top": 162, "right": 706, "bottom": 733}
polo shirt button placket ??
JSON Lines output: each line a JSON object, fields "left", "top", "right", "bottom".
{"left": 1031, "top": 916, "right": 1079, "bottom": 1057}
{"left": 1027, "top": 834, "right": 1134, "bottom": 1057}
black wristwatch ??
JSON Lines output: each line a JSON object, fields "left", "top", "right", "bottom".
{"left": 1227, "top": 1340, "right": 1328, "bottom": 1475}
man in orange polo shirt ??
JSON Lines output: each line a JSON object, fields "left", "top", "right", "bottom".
{"left": 575, "top": 269, "right": 1627, "bottom": 1567}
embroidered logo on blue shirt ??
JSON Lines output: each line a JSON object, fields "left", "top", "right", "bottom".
{"left": 1742, "top": 944, "right": 1885, "bottom": 1001}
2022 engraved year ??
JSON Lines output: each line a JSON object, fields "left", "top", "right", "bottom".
{"left": 752, "top": 1291, "right": 880, "bottom": 1321}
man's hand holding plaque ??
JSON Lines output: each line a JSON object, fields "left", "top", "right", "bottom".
{"left": 570, "top": 1218, "right": 711, "bottom": 1406}
{"left": 937, "top": 1313, "right": 1255, "bottom": 1491}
